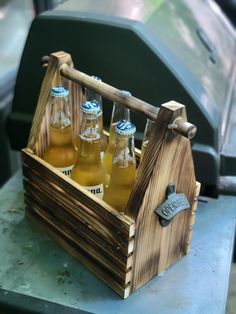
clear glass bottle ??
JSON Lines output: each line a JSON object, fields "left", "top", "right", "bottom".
{"left": 85, "top": 75, "right": 107, "bottom": 158}
{"left": 103, "top": 120, "right": 136, "bottom": 212}
{"left": 71, "top": 100, "right": 105, "bottom": 199}
{"left": 43, "top": 86, "right": 77, "bottom": 176}
{"left": 140, "top": 118, "right": 155, "bottom": 161}
{"left": 103, "top": 90, "right": 131, "bottom": 186}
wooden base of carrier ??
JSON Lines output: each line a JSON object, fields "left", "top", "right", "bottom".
{"left": 22, "top": 51, "right": 200, "bottom": 298}
{"left": 22, "top": 149, "right": 134, "bottom": 298}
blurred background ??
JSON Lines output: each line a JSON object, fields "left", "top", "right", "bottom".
{"left": 0, "top": 0, "right": 66, "bottom": 187}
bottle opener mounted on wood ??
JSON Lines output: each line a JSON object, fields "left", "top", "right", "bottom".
{"left": 22, "top": 51, "right": 200, "bottom": 299}
{"left": 155, "top": 184, "right": 190, "bottom": 227}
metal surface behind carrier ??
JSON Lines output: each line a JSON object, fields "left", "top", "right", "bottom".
{"left": 7, "top": 0, "right": 236, "bottom": 194}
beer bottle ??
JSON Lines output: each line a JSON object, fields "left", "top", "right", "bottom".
{"left": 103, "top": 120, "right": 136, "bottom": 212}
{"left": 71, "top": 100, "right": 105, "bottom": 199}
{"left": 85, "top": 75, "right": 107, "bottom": 158}
{"left": 43, "top": 86, "right": 77, "bottom": 176}
{"left": 140, "top": 118, "right": 155, "bottom": 161}
{"left": 103, "top": 91, "right": 131, "bottom": 185}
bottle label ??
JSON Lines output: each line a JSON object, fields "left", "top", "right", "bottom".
{"left": 56, "top": 165, "right": 74, "bottom": 176}
{"left": 82, "top": 184, "right": 104, "bottom": 199}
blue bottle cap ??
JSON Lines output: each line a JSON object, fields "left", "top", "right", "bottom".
{"left": 121, "top": 90, "right": 132, "bottom": 97}
{"left": 115, "top": 120, "right": 136, "bottom": 136}
{"left": 91, "top": 75, "right": 102, "bottom": 82}
{"left": 81, "top": 100, "right": 101, "bottom": 114}
{"left": 51, "top": 86, "right": 69, "bottom": 98}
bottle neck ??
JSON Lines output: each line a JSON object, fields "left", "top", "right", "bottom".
{"left": 85, "top": 89, "right": 104, "bottom": 133}
{"left": 110, "top": 103, "right": 130, "bottom": 129}
{"left": 78, "top": 113, "right": 101, "bottom": 162}
{"left": 49, "top": 96, "right": 73, "bottom": 146}
{"left": 109, "top": 103, "right": 130, "bottom": 143}
{"left": 50, "top": 96, "right": 71, "bottom": 129}
{"left": 140, "top": 119, "right": 155, "bottom": 161}
{"left": 85, "top": 89, "right": 103, "bottom": 117}
{"left": 113, "top": 135, "right": 136, "bottom": 167}
{"left": 80, "top": 113, "right": 100, "bottom": 140}
{"left": 85, "top": 88, "right": 102, "bottom": 108}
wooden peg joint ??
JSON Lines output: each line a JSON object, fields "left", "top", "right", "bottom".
{"left": 41, "top": 55, "right": 49, "bottom": 68}
{"left": 173, "top": 119, "right": 197, "bottom": 139}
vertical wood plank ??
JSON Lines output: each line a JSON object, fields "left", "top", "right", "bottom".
{"left": 127, "top": 101, "right": 197, "bottom": 292}
{"left": 185, "top": 181, "right": 201, "bottom": 254}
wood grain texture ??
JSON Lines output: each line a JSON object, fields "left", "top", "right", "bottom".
{"left": 126, "top": 102, "right": 197, "bottom": 292}
{"left": 22, "top": 149, "right": 135, "bottom": 238}
{"left": 25, "top": 195, "right": 131, "bottom": 283}
{"left": 22, "top": 148, "right": 134, "bottom": 297}
{"left": 26, "top": 210, "right": 131, "bottom": 298}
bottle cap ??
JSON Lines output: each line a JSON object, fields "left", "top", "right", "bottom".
{"left": 51, "top": 86, "right": 69, "bottom": 98}
{"left": 121, "top": 90, "right": 132, "bottom": 97}
{"left": 81, "top": 100, "right": 101, "bottom": 114}
{"left": 115, "top": 120, "right": 136, "bottom": 136}
{"left": 91, "top": 75, "right": 102, "bottom": 82}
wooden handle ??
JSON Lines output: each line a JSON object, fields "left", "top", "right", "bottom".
{"left": 174, "top": 119, "right": 197, "bottom": 139}
{"left": 60, "top": 64, "right": 158, "bottom": 120}
{"left": 168, "top": 119, "right": 197, "bottom": 139}
{"left": 40, "top": 54, "right": 196, "bottom": 139}
{"left": 41, "top": 55, "right": 49, "bottom": 68}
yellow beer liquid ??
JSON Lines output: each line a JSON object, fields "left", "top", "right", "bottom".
{"left": 44, "top": 125, "right": 77, "bottom": 168}
{"left": 99, "top": 114, "right": 108, "bottom": 155}
{"left": 103, "top": 160, "right": 136, "bottom": 212}
{"left": 103, "top": 124, "right": 116, "bottom": 185}
{"left": 74, "top": 114, "right": 107, "bottom": 156}
{"left": 71, "top": 137, "right": 105, "bottom": 189}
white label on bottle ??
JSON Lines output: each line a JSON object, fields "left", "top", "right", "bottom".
{"left": 82, "top": 184, "right": 104, "bottom": 199}
{"left": 100, "top": 151, "right": 104, "bottom": 160}
{"left": 56, "top": 165, "right": 74, "bottom": 176}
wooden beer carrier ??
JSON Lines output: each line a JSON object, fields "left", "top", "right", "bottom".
{"left": 22, "top": 51, "right": 200, "bottom": 299}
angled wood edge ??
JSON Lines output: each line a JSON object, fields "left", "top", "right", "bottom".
{"left": 126, "top": 101, "right": 187, "bottom": 220}
{"left": 125, "top": 102, "right": 198, "bottom": 292}
{"left": 27, "top": 51, "right": 73, "bottom": 152}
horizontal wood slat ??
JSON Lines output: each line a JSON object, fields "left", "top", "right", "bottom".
{"left": 26, "top": 209, "right": 131, "bottom": 298}
{"left": 22, "top": 149, "right": 135, "bottom": 238}
{"left": 23, "top": 166, "right": 134, "bottom": 256}
{"left": 23, "top": 177, "right": 133, "bottom": 264}
{"left": 24, "top": 195, "right": 132, "bottom": 284}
